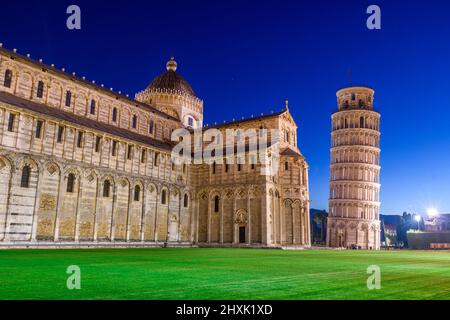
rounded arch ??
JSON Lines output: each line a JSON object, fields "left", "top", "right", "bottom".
{"left": 0, "top": 155, "right": 12, "bottom": 171}
{"left": 100, "top": 174, "right": 115, "bottom": 186}
{"left": 16, "top": 156, "right": 40, "bottom": 172}
{"left": 146, "top": 182, "right": 158, "bottom": 194}
{"left": 235, "top": 209, "right": 248, "bottom": 225}
{"left": 283, "top": 198, "right": 294, "bottom": 208}
{"left": 160, "top": 186, "right": 169, "bottom": 205}
{"left": 44, "top": 162, "right": 61, "bottom": 176}
{"left": 63, "top": 166, "right": 81, "bottom": 178}
{"left": 209, "top": 189, "right": 221, "bottom": 199}
{"left": 183, "top": 113, "right": 199, "bottom": 127}
{"left": 117, "top": 177, "right": 131, "bottom": 189}
{"left": 183, "top": 192, "right": 190, "bottom": 208}
{"left": 17, "top": 70, "right": 33, "bottom": 92}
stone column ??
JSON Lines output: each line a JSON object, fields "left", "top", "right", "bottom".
{"left": 110, "top": 183, "right": 118, "bottom": 241}
{"left": 247, "top": 194, "right": 251, "bottom": 245}
{"left": 207, "top": 194, "right": 211, "bottom": 243}
{"left": 140, "top": 185, "right": 147, "bottom": 242}
{"left": 232, "top": 196, "right": 237, "bottom": 244}
{"left": 30, "top": 168, "right": 45, "bottom": 242}
{"left": 125, "top": 187, "right": 132, "bottom": 242}
{"left": 153, "top": 189, "right": 159, "bottom": 242}
{"left": 220, "top": 193, "right": 224, "bottom": 244}
{"left": 73, "top": 175, "right": 82, "bottom": 242}
{"left": 53, "top": 172, "right": 66, "bottom": 242}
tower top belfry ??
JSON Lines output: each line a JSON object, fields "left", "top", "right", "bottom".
{"left": 336, "top": 86, "right": 374, "bottom": 111}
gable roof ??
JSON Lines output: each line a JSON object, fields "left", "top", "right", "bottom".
{"left": 203, "top": 110, "right": 287, "bottom": 130}
{"left": 281, "top": 147, "right": 304, "bottom": 158}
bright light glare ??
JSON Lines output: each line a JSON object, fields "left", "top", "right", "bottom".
{"left": 427, "top": 208, "right": 438, "bottom": 217}
{"left": 414, "top": 215, "right": 422, "bottom": 222}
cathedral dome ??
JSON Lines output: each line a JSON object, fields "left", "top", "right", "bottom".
{"left": 147, "top": 57, "right": 196, "bottom": 97}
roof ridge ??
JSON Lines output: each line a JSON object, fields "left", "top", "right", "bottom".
{"left": 203, "top": 110, "right": 287, "bottom": 130}
{"left": 0, "top": 47, "right": 179, "bottom": 122}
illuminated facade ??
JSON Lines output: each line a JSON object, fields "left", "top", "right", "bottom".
{"left": 0, "top": 46, "right": 310, "bottom": 248}
{"left": 327, "top": 87, "right": 381, "bottom": 250}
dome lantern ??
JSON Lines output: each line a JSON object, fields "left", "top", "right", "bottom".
{"left": 166, "top": 57, "right": 177, "bottom": 72}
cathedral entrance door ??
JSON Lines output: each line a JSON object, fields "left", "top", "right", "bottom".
{"left": 239, "top": 227, "right": 246, "bottom": 244}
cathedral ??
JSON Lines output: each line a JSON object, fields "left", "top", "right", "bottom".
{"left": 0, "top": 46, "right": 311, "bottom": 248}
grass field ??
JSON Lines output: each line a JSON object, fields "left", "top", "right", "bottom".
{"left": 0, "top": 248, "right": 449, "bottom": 300}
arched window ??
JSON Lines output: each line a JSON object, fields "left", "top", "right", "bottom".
{"left": 188, "top": 117, "right": 194, "bottom": 127}
{"left": 134, "top": 185, "right": 141, "bottom": 201}
{"left": 36, "top": 81, "right": 44, "bottom": 98}
{"left": 184, "top": 194, "right": 189, "bottom": 208}
{"left": 351, "top": 93, "right": 356, "bottom": 101}
{"left": 3, "top": 69, "right": 12, "bottom": 88}
{"left": 103, "top": 180, "right": 111, "bottom": 197}
{"left": 112, "top": 107, "right": 118, "bottom": 122}
{"left": 212, "top": 161, "right": 216, "bottom": 174}
{"left": 21, "top": 165, "right": 31, "bottom": 188}
{"left": 161, "top": 189, "right": 167, "bottom": 204}
{"left": 90, "top": 99, "right": 96, "bottom": 115}
{"left": 67, "top": 173, "right": 75, "bottom": 193}
{"left": 285, "top": 161, "right": 289, "bottom": 171}
{"left": 132, "top": 115, "right": 137, "bottom": 129}
{"left": 214, "top": 196, "right": 220, "bottom": 212}
{"left": 149, "top": 120, "right": 154, "bottom": 134}
{"left": 65, "top": 91, "right": 72, "bottom": 107}
{"left": 360, "top": 117, "right": 365, "bottom": 128}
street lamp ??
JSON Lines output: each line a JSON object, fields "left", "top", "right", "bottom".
{"left": 427, "top": 208, "right": 438, "bottom": 217}
{"left": 414, "top": 214, "right": 421, "bottom": 231}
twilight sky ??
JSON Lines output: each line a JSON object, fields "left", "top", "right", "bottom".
{"left": 1, "top": 0, "right": 449, "bottom": 215}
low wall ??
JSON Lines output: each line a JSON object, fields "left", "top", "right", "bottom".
{"left": 407, "top": 232, "right": 450, "bottom": 249}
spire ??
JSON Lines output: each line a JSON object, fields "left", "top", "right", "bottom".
{"left": 285, "top": 98, "right": 289, "bottom": 111}
{"left": 166, "top": 57, "right": 178, "bottom": 72}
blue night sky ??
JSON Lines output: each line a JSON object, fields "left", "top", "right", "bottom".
{"left": 1, "top": 0, "right": 449, "bottom": 215}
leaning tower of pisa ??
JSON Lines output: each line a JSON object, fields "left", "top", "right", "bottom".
{"left": 327, "top": 87, "right": 381, "bottom": 250}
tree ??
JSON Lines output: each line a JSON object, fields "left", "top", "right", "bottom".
{"left": 312, "top": 210, "right": 328, "bottom": 244}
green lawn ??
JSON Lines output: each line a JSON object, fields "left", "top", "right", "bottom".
{"left": 0, "top": 248, "right": 449, "bottom": 300}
